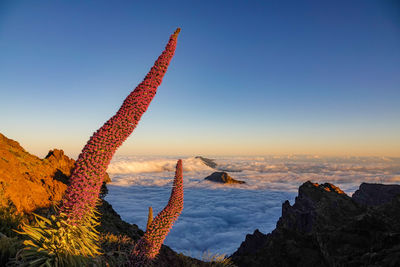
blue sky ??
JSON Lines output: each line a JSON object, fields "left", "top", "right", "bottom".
{"left": 1, "top": 0, "right": 399, "bottom": 157}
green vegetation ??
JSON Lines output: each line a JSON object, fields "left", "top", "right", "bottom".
{"left": 14, "top": 209, "right": 100, "bottom": 266}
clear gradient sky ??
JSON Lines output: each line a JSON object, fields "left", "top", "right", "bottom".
{"left": 1, "top": 0, "right": 399, "bottom": 158}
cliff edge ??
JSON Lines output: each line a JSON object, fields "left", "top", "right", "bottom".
{"left": 231, "top": 181, "right": 400, "bottom": 266}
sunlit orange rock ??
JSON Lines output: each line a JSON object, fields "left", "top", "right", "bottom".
{"left": 310, "top": 182, "right": 345, "bottom": 195}
{"left": 0, "top": 133, "right": 110, "bottom": 213}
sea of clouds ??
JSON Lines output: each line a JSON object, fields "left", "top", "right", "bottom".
{"left": 105, "top": 155, "right": 400, "bottom": 258}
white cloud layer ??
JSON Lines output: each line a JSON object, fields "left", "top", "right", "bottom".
{"left": 105, "top": 155, "right": 400, "bottom": 258}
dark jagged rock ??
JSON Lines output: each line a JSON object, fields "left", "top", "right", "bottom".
{"left": 205, "top": 171, "right": 245, "bottom": 184}
{"left": 234, "top": 229, "right": 267, "bottom": 256}
{"left": 279, "top": 182, "right": 358, "bottom": 233}
{"left": 195, "top": 156, "right": 217, "bottom": 169}
{"left": 352, "top": 182, "right": 400, "bottom": 206}
{"left": 231, "top": 181, "right": 400, "bottom": 267}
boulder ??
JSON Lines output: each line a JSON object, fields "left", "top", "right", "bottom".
{"left": 204, "top": 172, "right": 245, "bottom": 184}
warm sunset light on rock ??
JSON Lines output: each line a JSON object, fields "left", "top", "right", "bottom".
{"left": 1, "top": 1, "right": 399, "bottom": 266}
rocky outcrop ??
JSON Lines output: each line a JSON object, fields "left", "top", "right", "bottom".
{"left": 231, "top": 181, "right": 400, "bottom": 267}
{"left": 233, "top": 229, "right": 267, "bottom": 256}
{"left": 0, "top": 133, "right": 110, "bottom": 213}
{"left": 205, "top": 171, "right": 245, "bottom": 184}
{"left": 0, "top": 133, "right": 207, "bottom": 266}
{"left": 352, "top": 182, "right": 400, "bottom": 206}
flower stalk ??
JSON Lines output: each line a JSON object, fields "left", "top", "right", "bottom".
{"left": 16, "top": 28, "right": 181, "bottom": 266}
{"left": 130, "top": 159, "right": 184, "bottom": 265}
{"left": 60, "top": 28, "right": 181, "bottom": 223}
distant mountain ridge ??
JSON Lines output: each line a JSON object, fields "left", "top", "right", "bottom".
{"left": 195, "top": 156, "right": 243, "bottom": 172}
{"left": 195, "top": 156, "right": 217, "bottom": 169}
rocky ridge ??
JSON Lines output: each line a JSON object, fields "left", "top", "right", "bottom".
{"left": 231, "top": 181, "right": 400, "bottom": 266}
{"left": 352, "top": 182, "right": 400, "bottom": 206}
{"left": 0, "top": 133, "right": 110, "bottom": 213}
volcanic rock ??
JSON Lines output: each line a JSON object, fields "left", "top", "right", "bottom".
{"left": 234, "top": 229, "right": 267, "bottom": 256}
{"left": 231, "top": 181, "right": 400, "bottom": 267}
{"left": 352, "top": 182, "right": 400, "bottom": 206}
{"left": 204, "top": 172, "right": 245, "bottom": 184}
{"left": 0, "top": 133, "right": 110, "bottom": 213}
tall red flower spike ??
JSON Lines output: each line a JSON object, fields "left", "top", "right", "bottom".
{"left": 60, "top": 28, "right": 181, "bottom": 223}
{"left": 130, "top": 160, "right": 184, "bottom": 266}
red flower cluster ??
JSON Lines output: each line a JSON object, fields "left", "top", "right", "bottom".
{"left": 60, "top": 28, "right": 181, "bottom": 223}
{"left": 130, "top": 160, "right": 184, "bottom": 265}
